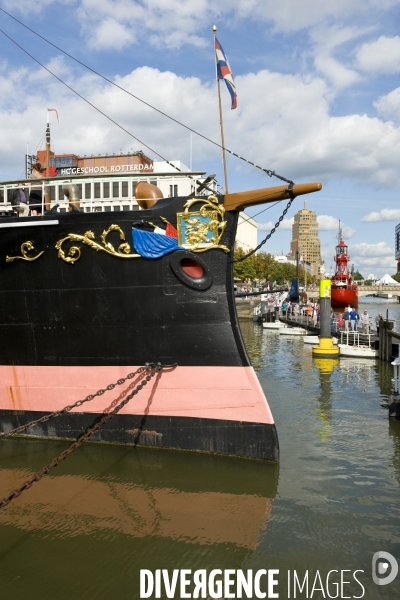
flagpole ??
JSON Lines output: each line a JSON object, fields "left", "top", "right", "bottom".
{"left": 213, "top": 25, "right": 229, "bottom": 194}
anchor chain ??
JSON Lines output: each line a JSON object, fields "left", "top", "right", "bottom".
{"left": 0, "top": 362, "right": 163, "bottom": 509}
{"left": 0, "top": 365, "right": 153, "bottom": 439}
{"left": 232, "top": 195, "right": 295, "bottom": 263}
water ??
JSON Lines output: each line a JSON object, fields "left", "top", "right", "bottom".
{"left": 1, "top": 307, "right": 400, "bottom": 599}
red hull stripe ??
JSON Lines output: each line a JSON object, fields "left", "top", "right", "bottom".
{"left": 0, "top": 366, "right": 274, "bottom": 425}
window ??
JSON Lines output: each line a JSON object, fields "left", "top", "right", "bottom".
{"left": 113, "top": 182, "right": 119, "bottom": 198}
{"left": 169, "top": 184, "right": 178, "bottom": 197}
{"left": 94, "top": 182, "right": 101, "bottom": 199}
{"left": 121, "top": 181, "right": 129, "bottom": 197}
{"left": 103, "top": 182, "right": 110, "bottom": 198}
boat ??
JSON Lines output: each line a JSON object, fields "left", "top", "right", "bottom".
{"left": 0, "top": 161, "right": 323, "bottom": 462}
{"left": 279, "top": 327, "right": 307, "bottom": 336}
{"left": 338, "top": 332, "right": 378, "bottom": 359}
{"left": 331, "top": 228, "right": 358, "bottom": 310}
{"left": 263, "top": 321, "right": 287, "bottom": 330}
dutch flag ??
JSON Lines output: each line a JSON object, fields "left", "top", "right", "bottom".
{"left": 215, "top": 37, "right": 237, "bottom": 110}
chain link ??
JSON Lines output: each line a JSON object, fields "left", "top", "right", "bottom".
{"left": 0, "top": 364, "right": 155, "bottom": 439}
{"left": 0, "top": 362, "right": 163, "bottom": 509}
{"left": 232, "top": 196, "right": 295, "bottom": 263}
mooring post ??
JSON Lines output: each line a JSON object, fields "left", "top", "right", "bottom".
{"left": 312, "top": 280, "right": 340, "bottom": 359}
{"left": 389, "top": 357, "right": 400, "bottom": 418}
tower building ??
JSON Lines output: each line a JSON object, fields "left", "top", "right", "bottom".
{"left": 290, "top": 201, "right": 321, "bottom": 274}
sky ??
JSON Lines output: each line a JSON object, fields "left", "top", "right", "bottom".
{"left": 0, "top": 0, "right": 400, "bottom": 277}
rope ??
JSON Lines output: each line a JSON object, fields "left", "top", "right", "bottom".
{"left": 0, "top": 362, "right": 164, "bottom": 509}
{"left": 0, "top": 9, "right": 293, "bottom": 186}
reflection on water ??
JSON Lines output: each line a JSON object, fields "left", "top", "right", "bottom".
{"left": 0, "top": 320, "right": 400, "bottom": 599}
{"left": 312, "top": 358, "right": 339, "bottom": 441}
{"left": 0, "top": 442, "right": 278, "bottom": 549}
{"left": 388, "top": 420, "right": 400, "bottom": 486}
{"left": 0, "top": 439, "right": 278, "bottom": 599}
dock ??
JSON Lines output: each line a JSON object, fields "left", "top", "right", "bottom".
{"left": 278, "top": 313, "right": 379, "bottom": 345}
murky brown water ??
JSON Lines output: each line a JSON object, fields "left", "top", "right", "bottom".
{"left": 0, "top": 313, "right": 399, "bottom": 599}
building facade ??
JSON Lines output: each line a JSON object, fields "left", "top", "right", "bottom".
{"left": 235, "top": 213, "right": 258, "bottom": 253}
{"left": 290, "top": 201, "right": 321, "bottom": 276}
{"left": 396, "top": 223, "right": 400, "bottom": 273}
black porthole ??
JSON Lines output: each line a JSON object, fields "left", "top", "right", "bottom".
{"left": 169, "top": 250, "right": 213, "bottom": 290}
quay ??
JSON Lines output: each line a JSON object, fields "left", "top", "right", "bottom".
{"left": 235, "top": 297, "right": 399, "bottom": 362}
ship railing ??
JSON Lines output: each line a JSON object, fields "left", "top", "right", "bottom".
{"left": 0, "top": 178, "right": 140, "bottom": 214}
{"left": 340, "top": 331, "right": 374, "bottom": 348}
{"left": 0, "top": 172, "right": 216, "bottom": 215}
{"left": 340, "top": 331, "right": 359, "bottom": 347}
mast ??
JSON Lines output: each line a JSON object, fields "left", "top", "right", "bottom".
{"left": 45, "top": 111, "right": 51, "bottom": 211}
{"left": 212, "top": 25, "right": 229, "bottom": 194}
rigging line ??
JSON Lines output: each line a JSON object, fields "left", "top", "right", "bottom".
{"left": 236, "top": 200, "right": 283, "bottom": 227}
{"left": 0, "top": 28, "right": 211, "bottom": 189}
{"left": 0, "top": 29, "right": 218, "bottom": 195}
{"left": 0, "top": 29, "right": 177, "bottom": 167}
{"left": 0, "top": 7, "right": 294, "bottom": 185}
{"left": 35, "top": 132, "right": 45, "bottom": 153}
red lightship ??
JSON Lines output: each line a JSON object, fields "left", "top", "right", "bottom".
{"left": 331, "top": 229, "right": 358, "bottom": 310}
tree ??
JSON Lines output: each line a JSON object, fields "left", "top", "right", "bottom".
{"left": 392, "top": 273, "right": 400, "bottom": 283}
{"left": 353, "top": 271, "right": 364, "bottom": 281}
{"left": 232, "top": 248, "right": 257, "bottom": 281}
{"left": 232, "top": 248, "right": 318, "bottom": 286}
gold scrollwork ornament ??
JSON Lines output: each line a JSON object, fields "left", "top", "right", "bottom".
{"left": 176, "top": 195, "right": 229, "bottom": 253}
{"left": 56, "top": 225, "right": 140, "bottom": 264}
{"left": 6, "top": 241, "right": 45, "bottom": 263}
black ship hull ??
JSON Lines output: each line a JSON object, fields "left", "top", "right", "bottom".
{"left": 0, "top": 195, "right": 279, "bottom": 461}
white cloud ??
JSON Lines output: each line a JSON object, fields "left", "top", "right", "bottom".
{"left": 6, "top": 0, "right": 400, "bottom": 53}
{"left": 76, "top": 0, "right": 211, "bottom": 50}
{"left": 234, "top": 0, "right": 400, "bottom": 33}
{"left": 2, "top": 56, "right": 400, "bottom": 188}
{"left": 310, "top": 25, "right": 366, "bottom": 90}
{"left": 88, "top": 18, "right": 134, "bottom": 51}
{"left": 355, "top": 36, "right": 400, "bottom": 74}
{"left": 317, "top": 215, "right": 356, "bottom": 238}
{"left": 361, "top": 208, "right": 400, "bottom": 222}
{"left": 354, "top": 255, "right": 396, "bottom": 270}
{"left": 341, "top": 241, "right": 396, "bottom": 275}
{"left": 258, "top": 218, "right": 293, "bottom": 231}
{"left": 374, "top": 87, "right": 400, "bottom": 121}
{"left": 351, "top": 241, "right": 394, "bottom": 257}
